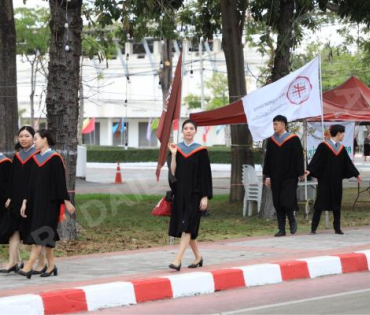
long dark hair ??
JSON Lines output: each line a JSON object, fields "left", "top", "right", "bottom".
{"left": 37, "top": 129, "right": 56, "bottom": 146}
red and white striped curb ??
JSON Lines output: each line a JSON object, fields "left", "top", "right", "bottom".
{"left": 1, "top": 250, "right": 369, "bottom": 314}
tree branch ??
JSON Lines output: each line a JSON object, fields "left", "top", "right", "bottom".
{"left": 325, "top": 2, "right": 339, "bottom": 12}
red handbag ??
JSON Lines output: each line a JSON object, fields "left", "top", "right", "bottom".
{"left": 151, "top": 197, "right": 172, "bottom": 216}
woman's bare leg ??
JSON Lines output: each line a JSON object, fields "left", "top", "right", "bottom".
{"left": 171, "top": 232, "right": 191, "bottom": 265}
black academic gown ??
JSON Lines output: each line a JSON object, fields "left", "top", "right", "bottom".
{"left": 169, "top": 142, "right": 213, "bottom": 240}
{"left": 21, "top": 151, "right": 70, "bottom": 248}
{"left": 0, "top": 155, "right": 12, "bottom": 244}
{"left": 263, "top": 133, "right": 304, "bottom": 212}
{"left": 0, "top": 147, "right": 39, "bottom": 244}
{"left": 307, "top": 141, "right": 359, "bottom": 212}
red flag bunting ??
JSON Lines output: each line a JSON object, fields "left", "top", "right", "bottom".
{"left": 156, "top": 53, "right": 182, "bottom": 181}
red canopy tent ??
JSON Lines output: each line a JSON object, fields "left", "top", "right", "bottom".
{"left": 190, "top": 76, "right": 370, "bottom": 126}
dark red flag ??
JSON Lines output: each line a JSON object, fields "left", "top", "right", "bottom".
{"left": 156, "top": 53, "right": 182, "bottom": 181}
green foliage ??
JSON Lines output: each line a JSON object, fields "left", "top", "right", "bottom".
{"left": 86, "top": 146, "right": 264, "bottom": 164}
{"left": 15, "top": 7, "right": 50, "bottom": 55}
{"left": 205, "top": 73, "right": 229, "bottom": 110}
{"left": 91, "top": 0, "right": 183, "bottom": 40}
{"left": 292, "top": 43, "right": 370, "bottom": 91}
{"left": 323, "top": 0, "right": 370, "bottom": 26}
{"left": 184, "top": 93, "right": 202, "bottom": 109}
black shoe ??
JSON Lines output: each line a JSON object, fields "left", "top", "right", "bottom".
{"left": 188, "top": 257, "right": 203, "bottom": 268}
{"left": 274, "top": 230, "right": 286, "bottom": 237}
{"left": 18, "top": 261, "right": 24, "bottom": 270}
{"left": 310, "top": 230, "right": 316, "bottom": 235}
{"left": 168, "top": 263, "right": 181, "bottom": 271}
{"left": 32, "top": 265, "right": 48, "bottom": 275}
{"left": 40, "top": 266, "right": 58, "bottom": 277}
{"left": 290, "top": 220, "right": 297, "bottom": 234}
{"left": 17, "top": 269, "right": 33, "bottom": 279}
{"left": 0, "top": 264, "right": 18, "bottom": 274}
{"left": 335, "top": 230, "right": 344, "bottom": 235}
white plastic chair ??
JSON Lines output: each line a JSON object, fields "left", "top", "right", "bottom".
{"left": 242, "top": 164, "right": 262, "bottom": 216}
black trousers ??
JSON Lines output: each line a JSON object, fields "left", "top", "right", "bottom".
{"left": 311, "top": 209, "right": 341, "bottom": 232}
{"left": 276, "top": 208, "right": 295, "bottom": 232}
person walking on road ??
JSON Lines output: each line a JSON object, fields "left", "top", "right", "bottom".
{"left": 167, "top": 119, "right": 213, "bottom": 271}
{"left": 17, "top": 130, "right": 75, "bottom": 279}
{"left": 263, "top": 115, "right": 304, "bottom": 237}
{"left": 306, "top": 124, "right": 362, "bottom": 234}
{"left": 0, "top": 126, "right": 47, "bottom": 274}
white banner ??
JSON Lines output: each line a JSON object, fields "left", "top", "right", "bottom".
{"left": 243, "top": 57, "right": 322, "bottom": 141}
{"left": 307, "top": 122, "right": 355, "bottom": 161}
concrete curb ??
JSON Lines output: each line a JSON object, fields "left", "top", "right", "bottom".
{"left": 1, "top": 250, "right": 369, "bottom": 314}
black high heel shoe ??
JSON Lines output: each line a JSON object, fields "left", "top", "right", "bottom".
{"left": 40, "top": 266, "right": 58, "bottom": 277}
{"left": 18, "top": 261, "right": 24, "bottom": 270}
{"left": 188, "top": 257, "right": 203, "bottom": 268}
{"left": 17, "top": 269, "right": 33, "bottom": 279}
{"left": 0, "top": 264, "right": 18, "bottom": 274}
{"left": 168, "top": 263, "right": 181, "bottom": 271}
{"left": 32, "top": 265, "right": 48, "bottom": 275}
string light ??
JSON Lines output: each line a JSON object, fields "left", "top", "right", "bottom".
{"left": 65, "top": 0, "right": 70, "bottom": 52}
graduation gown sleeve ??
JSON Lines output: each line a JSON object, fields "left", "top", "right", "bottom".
{"left": 198, "top": 149, "right": 213, "bottom": 200}
{"left": 292, "top": 137, "right": 304, "bottom": 177}
{"left": 342, "top": 149, "right": 360, "bottom": 179}
{"left": 307, "top": 143, "right": 326, "bottom": 178}
{"left": 0, "top": 161, "right": 11, "bottom": 201}
{"left": 50, "top": 155, "right": 70, "bottom": 201}
{"left": 262, "top": 139, "right": 272, "bottom": 178}
{"left": 167, "top": 153, "right": 177, "bottom": 192}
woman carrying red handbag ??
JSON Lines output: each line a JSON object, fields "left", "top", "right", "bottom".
{"left": 167, "top": 119, "right": 213, "bottom": 271}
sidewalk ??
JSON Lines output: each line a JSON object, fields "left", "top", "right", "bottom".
{"left": 1, "top": 227, "right": 370, "bottom": 313}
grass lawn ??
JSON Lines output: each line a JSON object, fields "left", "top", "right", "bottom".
{"left": 0, "top": 188, "right": 369, "bottom": 262}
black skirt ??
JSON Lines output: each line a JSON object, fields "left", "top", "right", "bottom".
{"left": 0, "top": 204, "right": 19, "bottom": 244}
{"left": 364, "top": 143, "right": 370, "bottom": 156}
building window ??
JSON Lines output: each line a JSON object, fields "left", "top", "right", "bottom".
{"left": 82, "top": 122, "right": 100, "bottom": 145}
{"left": 139, "top": 122, "right": 158, "bottom": 148}
{"left": 112, "top": 122, "right": 129, "bottom": 146}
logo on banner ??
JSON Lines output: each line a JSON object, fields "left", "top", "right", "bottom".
{"left": 286, "top": 76, "right": 313, "bottom": 105}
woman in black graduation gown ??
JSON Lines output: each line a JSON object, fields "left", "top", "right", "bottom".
{"left": 167, "top": 119, "right": 213, "bottom": 271}
{"left": 306, "top": 124, "right": 362, "bottom": 234}
{"left": 0, "top": 153, "right": 12, "bottom": 246}
{"left": 0, "top": 126, "right": 47, "bottom": 274}
{"left": 18, "top": 130, "right": 75, "bottom": 279}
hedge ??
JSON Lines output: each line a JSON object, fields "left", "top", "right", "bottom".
{"left": 86, "top": 146, "right": 264, "bottom": 164}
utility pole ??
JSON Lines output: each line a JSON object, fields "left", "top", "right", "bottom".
{"left": 199, "top": 37, "right": 205, "bottom": 110}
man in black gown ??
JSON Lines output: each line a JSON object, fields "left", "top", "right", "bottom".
{"left": 263, "top": 115, "right": 304, "bottom": 237}
{"left": 306, "top": 124, "right": 362, "bottom": 234}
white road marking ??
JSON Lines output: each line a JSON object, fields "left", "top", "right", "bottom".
{"left": 220, "top": 288, "right": 370, "bottom": 314}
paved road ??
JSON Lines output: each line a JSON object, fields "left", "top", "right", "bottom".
{"left": 75, "top": 162, "right": 369, "bottom": 195}
{"left": 1, "top": 227, "right": 370, "bottom": 298}
{"left": 91, "top": 271, "right": 370, "bottom": 314}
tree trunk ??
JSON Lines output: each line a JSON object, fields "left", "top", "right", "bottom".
{"left": 221, "top": 0, "right": 254, "bottom": 202}
{"left": 46, "top": 0, "right": 82, "bottom": 240}
{"left": 30, "top": 57, "right": 36, "bottom": 129}
{"left": 160, "top": 38, "right": 173, "bottom": 105}
{"left": 260, "top": 0, "right": 295, "bottom": 219}
{"left": 0, "top": 0, "right": 18, "bottom": 154}
{"left": 77, "top": 56, "right": 84, "bottom": 145}
{"left": 270, "top": 0, "right": 295, "bottom": 82}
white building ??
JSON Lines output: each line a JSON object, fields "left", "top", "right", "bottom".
{"left": 17, "top": 38, "right": 267, "bottom": 147}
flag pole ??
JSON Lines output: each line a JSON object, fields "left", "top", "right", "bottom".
{"left": 318, "top": 52, "right": 329, "bottom": 228}
{"left": 176, "top": 47, "right": 184, "bottom": 143}
{"left": 319, "top": 53, "right": 325, "bottom": 141}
